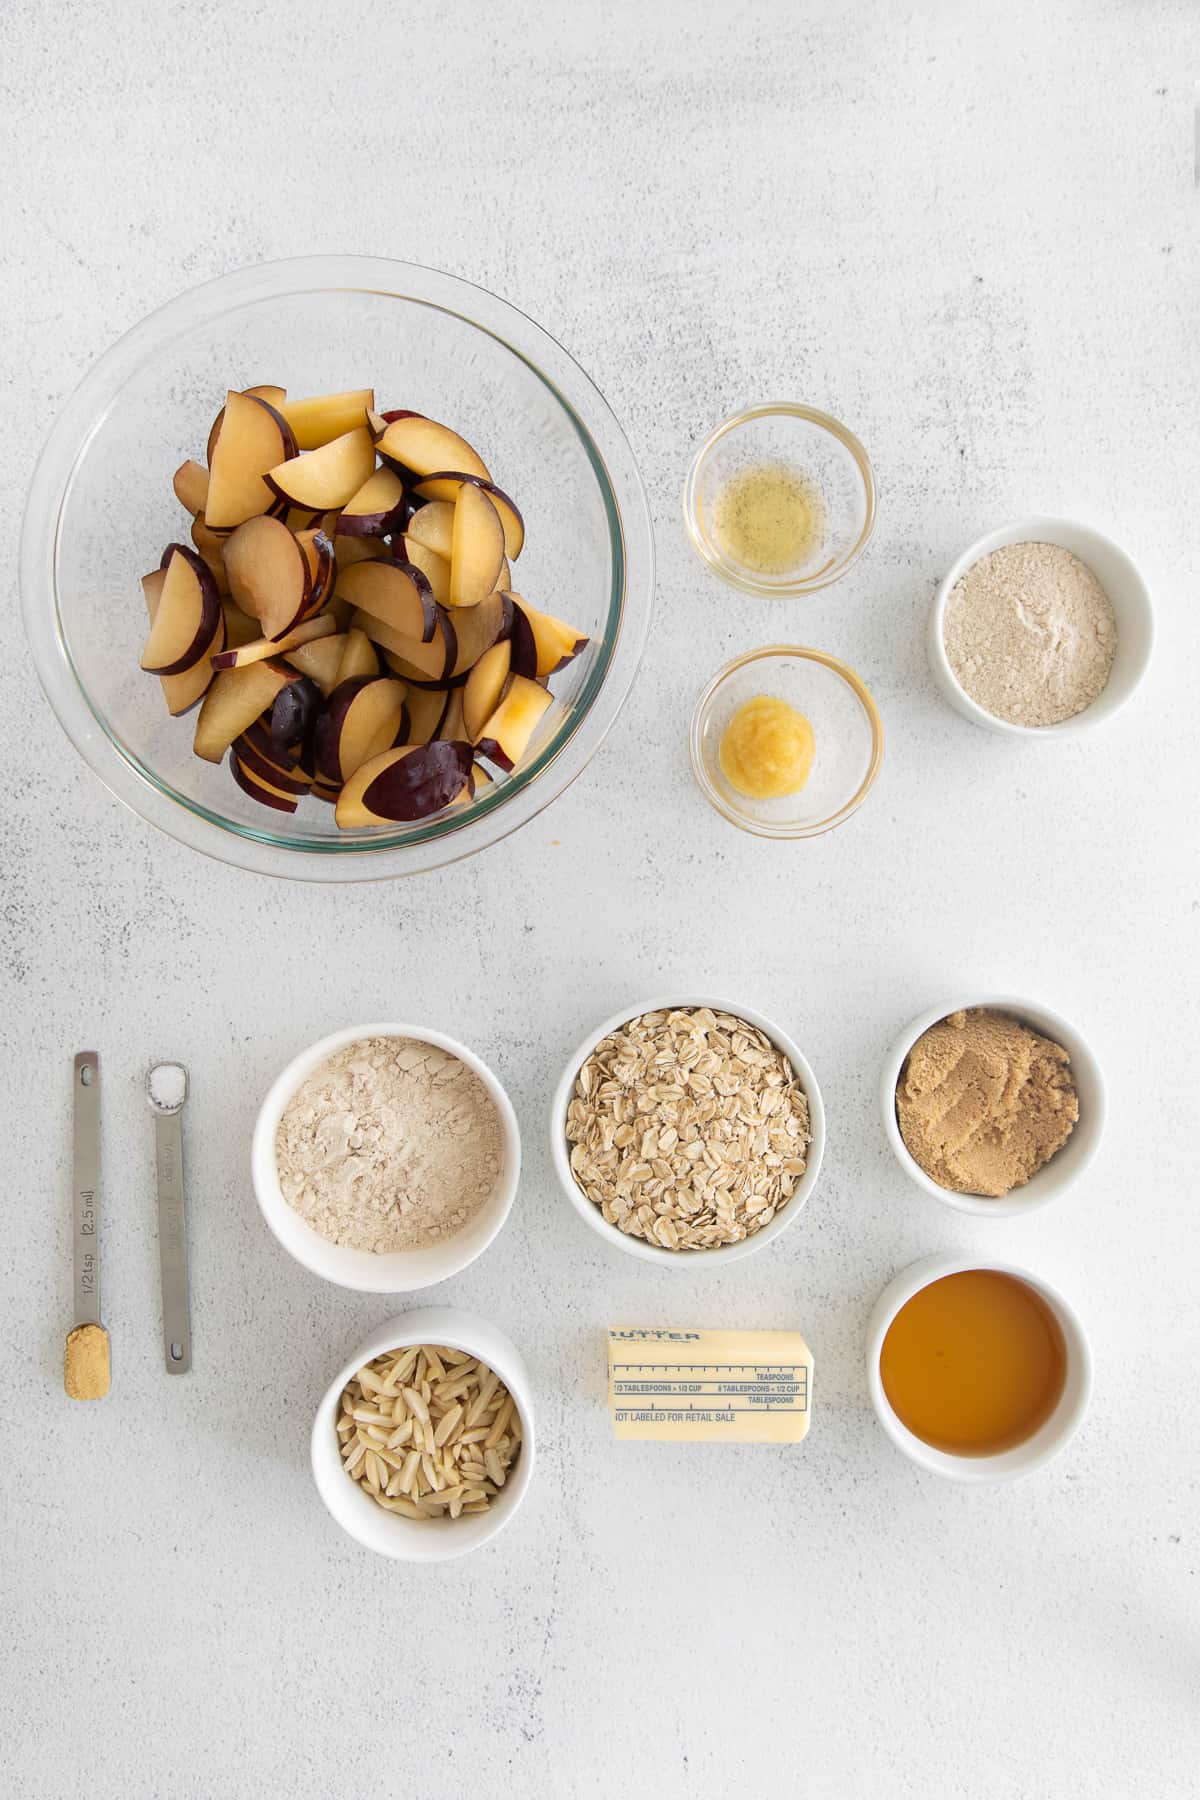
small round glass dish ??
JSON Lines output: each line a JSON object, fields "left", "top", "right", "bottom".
{"left": 690, "top": 645, "right": 883, "bottom": 838}
{"left": 683, "top": 403, "right": 875, "bottom": 596}
{"left": 21, "top": 256, "right": 653, "bottom": 881}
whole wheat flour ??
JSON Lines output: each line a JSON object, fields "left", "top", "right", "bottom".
{"left": 276, "top": 1037, "right": 503, "bottom": 1252}
{"left": 943, "top": 541, "right": 1117, "bottom": 726}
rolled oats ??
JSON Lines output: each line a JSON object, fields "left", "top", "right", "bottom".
{"left": 564, "top": 1008, "right": 811, "bottom": 1251}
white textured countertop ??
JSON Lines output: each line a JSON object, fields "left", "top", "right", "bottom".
{"left": 2, "top": 3, "right": 1197, "bottom": 1795}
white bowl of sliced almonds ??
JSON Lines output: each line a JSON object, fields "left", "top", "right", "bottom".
{"left": 550, "top": 997, "right": 826, "bottom": 1266}
{"left": 312, "top": 1308, "right": 535, "bottom": 1561}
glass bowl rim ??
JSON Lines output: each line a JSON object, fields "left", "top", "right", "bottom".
{"left": 689, "top": 643, "right": 885, "bottom": 838}
{"left": 682, "top": 400, "right": 877, "bottom": 597}
{"left": 21, "top": 255, "right": 653, "bottom": 881}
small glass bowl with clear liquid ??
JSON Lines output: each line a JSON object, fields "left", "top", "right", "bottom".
{"left": 684, "top": 403, "right": 875, "bottom": 597}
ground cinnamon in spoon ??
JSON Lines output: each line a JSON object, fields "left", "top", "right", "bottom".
{"left": 896, "top": 1009, "right": 1078, "bottom": 1197}
{"left": 64, "top": 1323, "right": 110, "bottom": 1400}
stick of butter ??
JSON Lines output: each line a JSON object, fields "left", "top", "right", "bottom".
{"left": 607, "top": 1327, "right": 814, "bottom": 1443}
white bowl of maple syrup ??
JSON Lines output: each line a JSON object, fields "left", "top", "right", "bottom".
{"left": 866, "top": 1256, "right": 1093, "bottom": 1484}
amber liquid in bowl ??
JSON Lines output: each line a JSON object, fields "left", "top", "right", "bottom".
{"left": 880, "top": 1270, "right": 1068, "bottom": 1456}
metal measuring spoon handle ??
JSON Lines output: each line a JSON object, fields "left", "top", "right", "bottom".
{"left": 74, "top": 1054, "right": 101, "bottom": 1328}
{"left": 147, "top": 1064, "right": 191, "bottom": 1374}
{"left": 65, "top": 1052, "right": 110, "bottom": 1400}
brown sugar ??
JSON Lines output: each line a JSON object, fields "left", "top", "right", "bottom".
{"left": 896, "top": 1009, "right": 1078, "bottom": 1198}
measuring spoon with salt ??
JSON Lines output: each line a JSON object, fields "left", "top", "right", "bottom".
{"left": 147, "top": 1063, "right": 192, "bottom": 1374}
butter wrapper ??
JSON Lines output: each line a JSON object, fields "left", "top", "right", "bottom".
{"left": 607, "top": 1326, "right": 813, "bottom": 1443}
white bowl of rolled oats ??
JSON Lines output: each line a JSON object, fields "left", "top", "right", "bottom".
{"left": 312, "top": 1307, "right": 535, "bottom": 1561}
{"left": 551, "top": 997, "right": 825, "bottom": 1265}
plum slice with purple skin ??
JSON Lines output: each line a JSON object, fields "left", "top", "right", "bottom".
{"left": 403, "top": 499, "right": 454, "bottom": 561}
{"left": 334, "top": 627, "right": 379, "bottom": 685}
{"left": 403, "top": 685, "right": 452, "bottom": 744}
{"left": 448, "top": 588, "right": 508, "bottom": 678}
{"left": 205, "top": 385, "right": 288, "bottom": 468}
{"left": 173, "top": 460, "right": 209, "bottom": 517}
{"left": 280, "top": 389, "right": 374, "bottom": 451}
{"left": 314, "top": 676, "right": 408, "bottom": 784}
{"left": 349, "top": 603, "right": 457, "bottom": 681}
{"left": 474, "top": 674, "right": 554, "bottom": 773}
{"left": 382, "top": 652, "right": 467, "bottom": 689}
{"left": 449, "top": 483, "right": 506, "bottom": 608}
{"left": 334, "top": 533, "right": 392, "bottom": 570}
{"left": 191, "top": 517, "right": 231, "bottom": 594}
{"left": 230, "top": 753, "right": 299, "bottom": 814}
{"left": 193, "top": 658, "right": 303, "bottom": 763}
{"left": 293, "top": 528, "right": 338, "bottom": 618}
{"left": 206, "top": 391, "right": 297, "bottom": 530}
{"left": 223, "top": 514, "right": 312, "bottom": 640}
{"left": 336, "top": 740, "right": 474, "bottom": 827}
{"left": 400, "top": 535, "right": 451, "bottom": 608}
{"left": 232, "top": 733, "right": 312, "bottom": 795}
{"left": 505, "top": 599, "right": 539, "bottom": 681}
{"left": 338, "top": 466, "right": 407, "bottom": 538}
{"left": 439, "top": 688, "right": 468, "bottom": 743}
{"left": 265, "top": 425, "right": 376, "bottom": 511}
{"left": 283, "top": 633, "right": 347, "bottom": 694}
{"left": 362, "top": 590, "right": 497, "bottom": 687}
{"left": 462, "top": 639, "right": 512, "bottom": 742}
{"left": 245, "top": 385, "right": 287, "bottom": 406}
{"left": 140, "top": 545, "right": 222, "bottom": 675}
{"left": 241, "top": 717, "right": 300, "bottom": 777}
{"left": 371, "top": 413, "right": 490, "bottom": 483}
{"left": 413, "top": 473, "right": 524, "bottom": 560}
{"left": 190, "top": 520, "right": 230, "bottom": 592}
{"left": 142, "top": 565, "right": 223, "bottom": 715}
{"left": 506, "top": 594, "right": 589, "bottom": 677}
{"left": 210, "top": 611, "right": 335, "bottom": 671}
{"left": 221, "top": 600, "right": 260, "bottom": 648}
{"left": 337, "top": 559, "right": 437, "bottom": 642}
{"left": 269, "top": 676, "right": 323, "bottom": 765}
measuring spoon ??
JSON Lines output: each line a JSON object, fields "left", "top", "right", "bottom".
{"left": 147, "top": 1063, "right": 192, "bottom": 1374}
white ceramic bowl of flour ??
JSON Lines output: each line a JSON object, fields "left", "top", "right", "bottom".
{"left": 928, "top": 516, "right": 1154, "bottom": 738}
{"left": 252, "top": 1024, "right": 521, "bottom": 1292}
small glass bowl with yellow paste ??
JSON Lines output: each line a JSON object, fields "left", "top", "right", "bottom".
{"left": 690, "top": 646, "right": 883, "bottom": 838}
{"left": 684, "top": 403, "right": 875, "bottom": 597}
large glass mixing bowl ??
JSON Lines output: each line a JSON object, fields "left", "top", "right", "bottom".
{"left": 21, "top": 258, "right": 653, "bottom": 880}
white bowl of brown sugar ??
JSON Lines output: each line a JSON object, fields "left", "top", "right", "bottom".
{"left": 880, "top": 995, "right": 1106, "bottom": 1217}
{"left": 253, "top": 1024, "right": 520, "bottom": 1292}
{"left": 928, "top": 517, "right": 1153, "bottom": 738}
